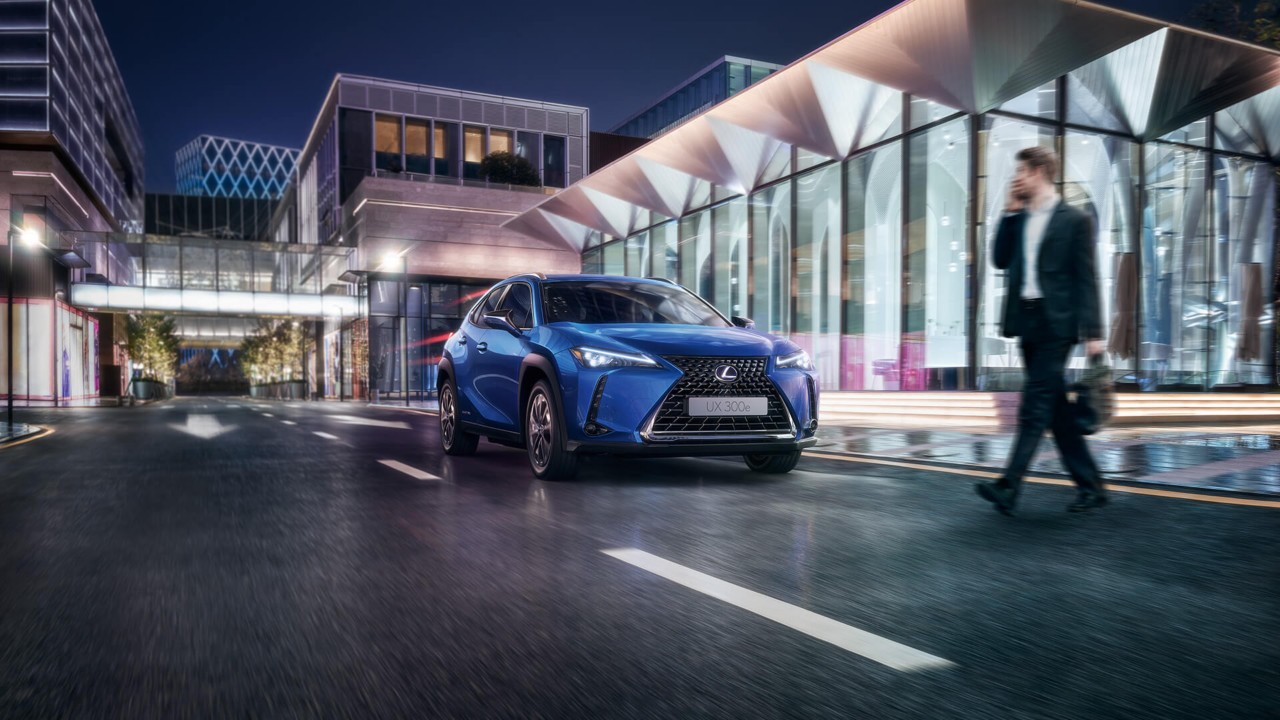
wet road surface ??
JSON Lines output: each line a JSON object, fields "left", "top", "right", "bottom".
{"left": 1, "top": 398, "right": 1277, "bottom": 718}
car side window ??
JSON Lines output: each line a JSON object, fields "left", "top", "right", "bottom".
{"left": 469, "top": 286, "right": 507, "bottom": 325}
{"left": 497, "top": 283, "right": 534, "bottom": 329}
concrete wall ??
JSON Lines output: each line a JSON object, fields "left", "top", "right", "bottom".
{"left": 344, "top": 177, "right": 581, "bottom": 280}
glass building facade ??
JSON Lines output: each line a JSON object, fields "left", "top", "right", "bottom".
{"left": 175, "top": 136, "right": 299, "bottom": 200}
{"left": 144, "top": 193, "right": 277, "bottom": 240}
{"left": 520, "top": 1, "right": 1280, "bottom": 394}
{"left": 0, "top": 0, "right": 144, "bottom": 230}
{"left": 611, "top": 56, "right": 782, "bottom": 139}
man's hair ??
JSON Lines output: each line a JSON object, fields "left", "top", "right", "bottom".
{"left": 1016, "top": 145, "right": 1059, "bottom": 182}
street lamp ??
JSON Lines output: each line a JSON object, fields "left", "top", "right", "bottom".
{"left": 7, "top": 225, "right": 40, "bottom": 432}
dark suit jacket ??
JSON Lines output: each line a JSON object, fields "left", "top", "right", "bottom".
{"left": 992, "top": 202, "right": 1102, "bottom": 342}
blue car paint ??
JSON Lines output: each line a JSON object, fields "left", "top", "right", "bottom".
{"left": 441, "top": 274, "right": 819, "bottom": 452}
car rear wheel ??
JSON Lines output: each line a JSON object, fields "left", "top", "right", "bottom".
{"left": 526, "top": 380, "right": 577, "bottom": 481}
{"left": 743, "top": 450, "right": 801, "bottom": 474}
{"left": 440, "top": 379, "right": 479, "bottom": 456}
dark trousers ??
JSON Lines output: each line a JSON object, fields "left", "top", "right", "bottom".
{"left": 1001, "top": 300, "right": 1103, "bottom": 496}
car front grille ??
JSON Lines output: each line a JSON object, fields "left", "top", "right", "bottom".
{"left": 649, "top": 356, "right": 793, "bottom": 437}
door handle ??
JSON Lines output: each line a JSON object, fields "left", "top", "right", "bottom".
{"left": 457, "top": 335, "right": 467, "bottom": 345}
{"left": 476, "top": 342, "right": 488, "bottom": 353}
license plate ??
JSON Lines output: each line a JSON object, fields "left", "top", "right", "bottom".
{"left": 687, "top": 397, "right": 768, "bottom": 416}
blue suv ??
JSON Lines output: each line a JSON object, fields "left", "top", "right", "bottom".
{"left": 437, "top": 274, "right": 819, "bottom": 480}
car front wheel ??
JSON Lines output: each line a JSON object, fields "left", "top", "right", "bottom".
{"left": 525, "top": 380, "right": 577, "bottom": 481}
{"left": 743, "top": 450, "right": 801, "bottom": 474}
{"left": 440, "top": 379, "right": 479, "bottom": 456}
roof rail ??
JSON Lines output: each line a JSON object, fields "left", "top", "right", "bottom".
{"left": 644, "top": 276, "right": 677, "bottom": 284}
{"left": 506, "top": 272, "right": 547, "bottom": 280}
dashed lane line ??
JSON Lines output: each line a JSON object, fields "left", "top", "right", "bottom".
{"left": 281, "top": 420, "right": 297, "bottom": 426}
{"left": 602, "top": 548, "right": 954, "bottom": 672}
{"left": 377, "top": 459, "right": 441, "bottom": 481}
{"left": 804, "top": 451, "right": 1280, "bottom": 510}
{"left": 313, "top": 431, "right": 339, "bottom": 440}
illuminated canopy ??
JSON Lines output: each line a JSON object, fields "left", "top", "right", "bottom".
{"left": 505, "top": 0, "right": 1280, "bottom": 249}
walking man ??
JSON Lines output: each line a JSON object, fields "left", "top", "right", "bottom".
{"left": 975, "top": 146, "right": 1108, "bottom": 515}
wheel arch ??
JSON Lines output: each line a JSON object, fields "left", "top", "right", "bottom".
{"left": 519, "top": 353, "right": 570, "bottom": 448}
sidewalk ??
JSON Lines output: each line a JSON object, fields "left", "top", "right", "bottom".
{"left": 0, "top": 422, "right": 42, "bottom": 444}
{"left": 814, "top": 424, "right": 1280, "bottom": 496}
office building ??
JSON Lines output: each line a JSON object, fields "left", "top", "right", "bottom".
{"left": 611, "top": 56, "right": 783, "bottom": 139}
{"left": 1, "top": 0, "right": 144, "bottom": 405}
{"left": 282, "top": 75, "right": 588, "bottom": 400}
{"left": 175, "top": 135, "right": 298, "bottom": 200}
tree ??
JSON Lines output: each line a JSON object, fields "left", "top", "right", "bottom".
{"left": 1189, "top": 0, "right": 1280, "bottom": 48}
{"left": 125, "top": 315, "right": 180, "bottom": 383}
{"left": 240, "top": 320, "right": 308, "bottom": 385}
{"left": 479, "top": 151, "right": 542, "bottom": 187}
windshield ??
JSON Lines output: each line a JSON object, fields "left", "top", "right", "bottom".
{"left": 542, "top": 280, "right": 731, "bottom": 327}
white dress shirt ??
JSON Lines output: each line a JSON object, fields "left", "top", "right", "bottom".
{"left": 1020, "top": 195, "right": 1059, "bottom": 300}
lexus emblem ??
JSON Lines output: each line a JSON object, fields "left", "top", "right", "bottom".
{"left": 714, "top": 364, "right": 739, "bottom": 384}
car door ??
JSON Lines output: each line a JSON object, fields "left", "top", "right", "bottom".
{"left": 456, "top": 285, "right": 506, "bottom": 425}
{"left": 470, "top": 282, "right": 534, "bottom": 432}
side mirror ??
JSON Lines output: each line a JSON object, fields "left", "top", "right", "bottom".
{"left": 483, "top": 311, "right": 522, "bottom": 337}
{"left": 731, "top": 316, "right": 755, "bottom": 329}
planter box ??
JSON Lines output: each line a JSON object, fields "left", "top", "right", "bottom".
{"left": 249, "top": 381, "right": 307, "bottom": 400}
{"left": 130, "top": 379, "right": 171, "bottom": 400}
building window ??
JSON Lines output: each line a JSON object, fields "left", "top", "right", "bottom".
{"left": 463, "top": 125, "right": 485, "bottom": 179}
{"left": 904, "top": 116, "right": 970, "bottom": 390}
{"left": 516, "top": 131, "right": 539, "bottom": 170}
{"left": 434, "top": 122, "right": 456, "bottom": 176}
{"left": 844, "top": 142, "right": 903, "bottom": 391}
{"left": 405, "top": 119, "right": 430, "bottom": 174}
{"left": 375, "top": 114, "right": 402, "bottom": 172}
{"left": 543, "top": 134, "right": 566, "bottom": 188}
{"left": 490, "top": 129, "right": 513, "bottom": 155}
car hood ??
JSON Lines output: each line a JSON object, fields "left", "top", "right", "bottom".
{"left": 560, "top": 323, "right": 782, "bottom": 359}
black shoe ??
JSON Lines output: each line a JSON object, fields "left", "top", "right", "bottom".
{"left": 975, "top": 482, "right": 1016, "bottom": 516}
{"left": 1068, "top": 492, "right": 1108, "bottom": 513}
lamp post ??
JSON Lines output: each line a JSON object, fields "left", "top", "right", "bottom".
{"left": 7, "top": 225, "right": 38, "bottom": 432}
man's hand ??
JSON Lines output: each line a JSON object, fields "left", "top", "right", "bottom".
{"left": 1005, "top": 181, "right": 1025, "bottom": 213}
{"left": 1085, "top": 339, "right": 1106, "bottom": 357}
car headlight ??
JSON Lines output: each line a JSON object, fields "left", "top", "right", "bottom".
{"left": 776, "top": 349, "right": 813, "bottom": 370}
{"left": 570, "top": 346, "right": 660, "bottom": 369}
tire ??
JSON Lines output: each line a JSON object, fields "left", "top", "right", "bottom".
{"left": 439, "top": 378, "right": 479, "bottom": 456}
{"left": 743, "top": 450, "right": 801, "bottom": 474}
{"left": 525, "top": 380, "right": 577, "bottom": 481}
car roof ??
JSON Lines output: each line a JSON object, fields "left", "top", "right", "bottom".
{"left": 536, "top": 274, "right": 675, "bottom": 285}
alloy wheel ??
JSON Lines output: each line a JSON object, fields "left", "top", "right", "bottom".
{"left": 440, "top": 385, "right": 456, "bottom": 445}
{"left": 528, "top": 391, "right": 552, "bottom": 471}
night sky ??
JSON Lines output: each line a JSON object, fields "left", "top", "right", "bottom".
{"left": 95, "top": 0, "right": 1211, "bottom": 192}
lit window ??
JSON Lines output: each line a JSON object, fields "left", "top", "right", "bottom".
{"left": 490, "top": 129, "right": 513, "bottom": 155}
{"left": 463, "top": 126, "right": 484, "bottom": 163}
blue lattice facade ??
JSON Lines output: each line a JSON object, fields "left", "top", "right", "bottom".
{"left": 176, "top": 136, "right": 299, "bottom": 200}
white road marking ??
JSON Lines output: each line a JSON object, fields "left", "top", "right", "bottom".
{"left": 281, "top": 420, "right": 297, "bottom": 426}
{"left": 170, "top": 414, "right": 236, "bottom": 440}
{"left": 313, "top": 431, "right": 339, "bottom": 440}
{"left": 261, "top": 412, "right": 274, "bottom": 417}
{"left": 377, "top": 459, "right": 441, "bottom": 481}
{"left": 601, "top": 548, "right": 954, "bottom": 672}
{"left": 330, "top": 414, "right": 410, "bottom": 429}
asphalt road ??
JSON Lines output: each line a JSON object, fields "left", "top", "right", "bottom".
{"left": 1, "top": 398, "right": 1277, "bottom": 719}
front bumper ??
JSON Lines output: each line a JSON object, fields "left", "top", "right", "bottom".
{"left": 566, "top": 436, "right": 817, "bottom": 457}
